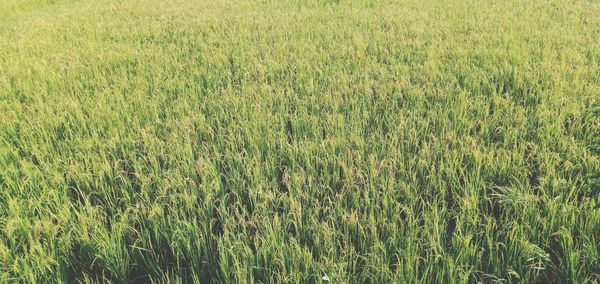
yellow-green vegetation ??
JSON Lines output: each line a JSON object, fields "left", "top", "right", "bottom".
{"left": 1, "top": 0, "right": 599, "bottom": 282}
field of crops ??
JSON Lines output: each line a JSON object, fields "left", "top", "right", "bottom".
{"left": 1, "top": 0, "right": 599, "bottom": 282}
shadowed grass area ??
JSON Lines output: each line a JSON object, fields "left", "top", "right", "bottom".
{"left": 0, "top": 0, "right": 599, "bottom": 282}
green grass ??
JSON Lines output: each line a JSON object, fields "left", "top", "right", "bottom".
{"left": 1, "top": 0, "right": 599, "bottom": 282}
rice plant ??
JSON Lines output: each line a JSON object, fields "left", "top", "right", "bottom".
{"left": 0, "top": 0, "right": 599, "bottom": 282}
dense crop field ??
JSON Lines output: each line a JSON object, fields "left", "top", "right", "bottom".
{"left": 1, "top": 0, "right": 599, "bottom": 282}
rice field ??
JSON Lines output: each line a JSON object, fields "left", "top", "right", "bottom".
{"left": 1, "top": 0, "right": 599, "bottom": 282}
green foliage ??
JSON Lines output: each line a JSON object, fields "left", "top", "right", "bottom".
{"left": 1, "top": 0, "right": 599, "bottom": 282}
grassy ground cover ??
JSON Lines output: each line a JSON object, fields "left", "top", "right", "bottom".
{"left": 1, "top": 0, "right": 599, "bottom": 282}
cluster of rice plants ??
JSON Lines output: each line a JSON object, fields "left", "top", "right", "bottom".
{"left": 1, "top": 0, "right": 599, "bottom": 282}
